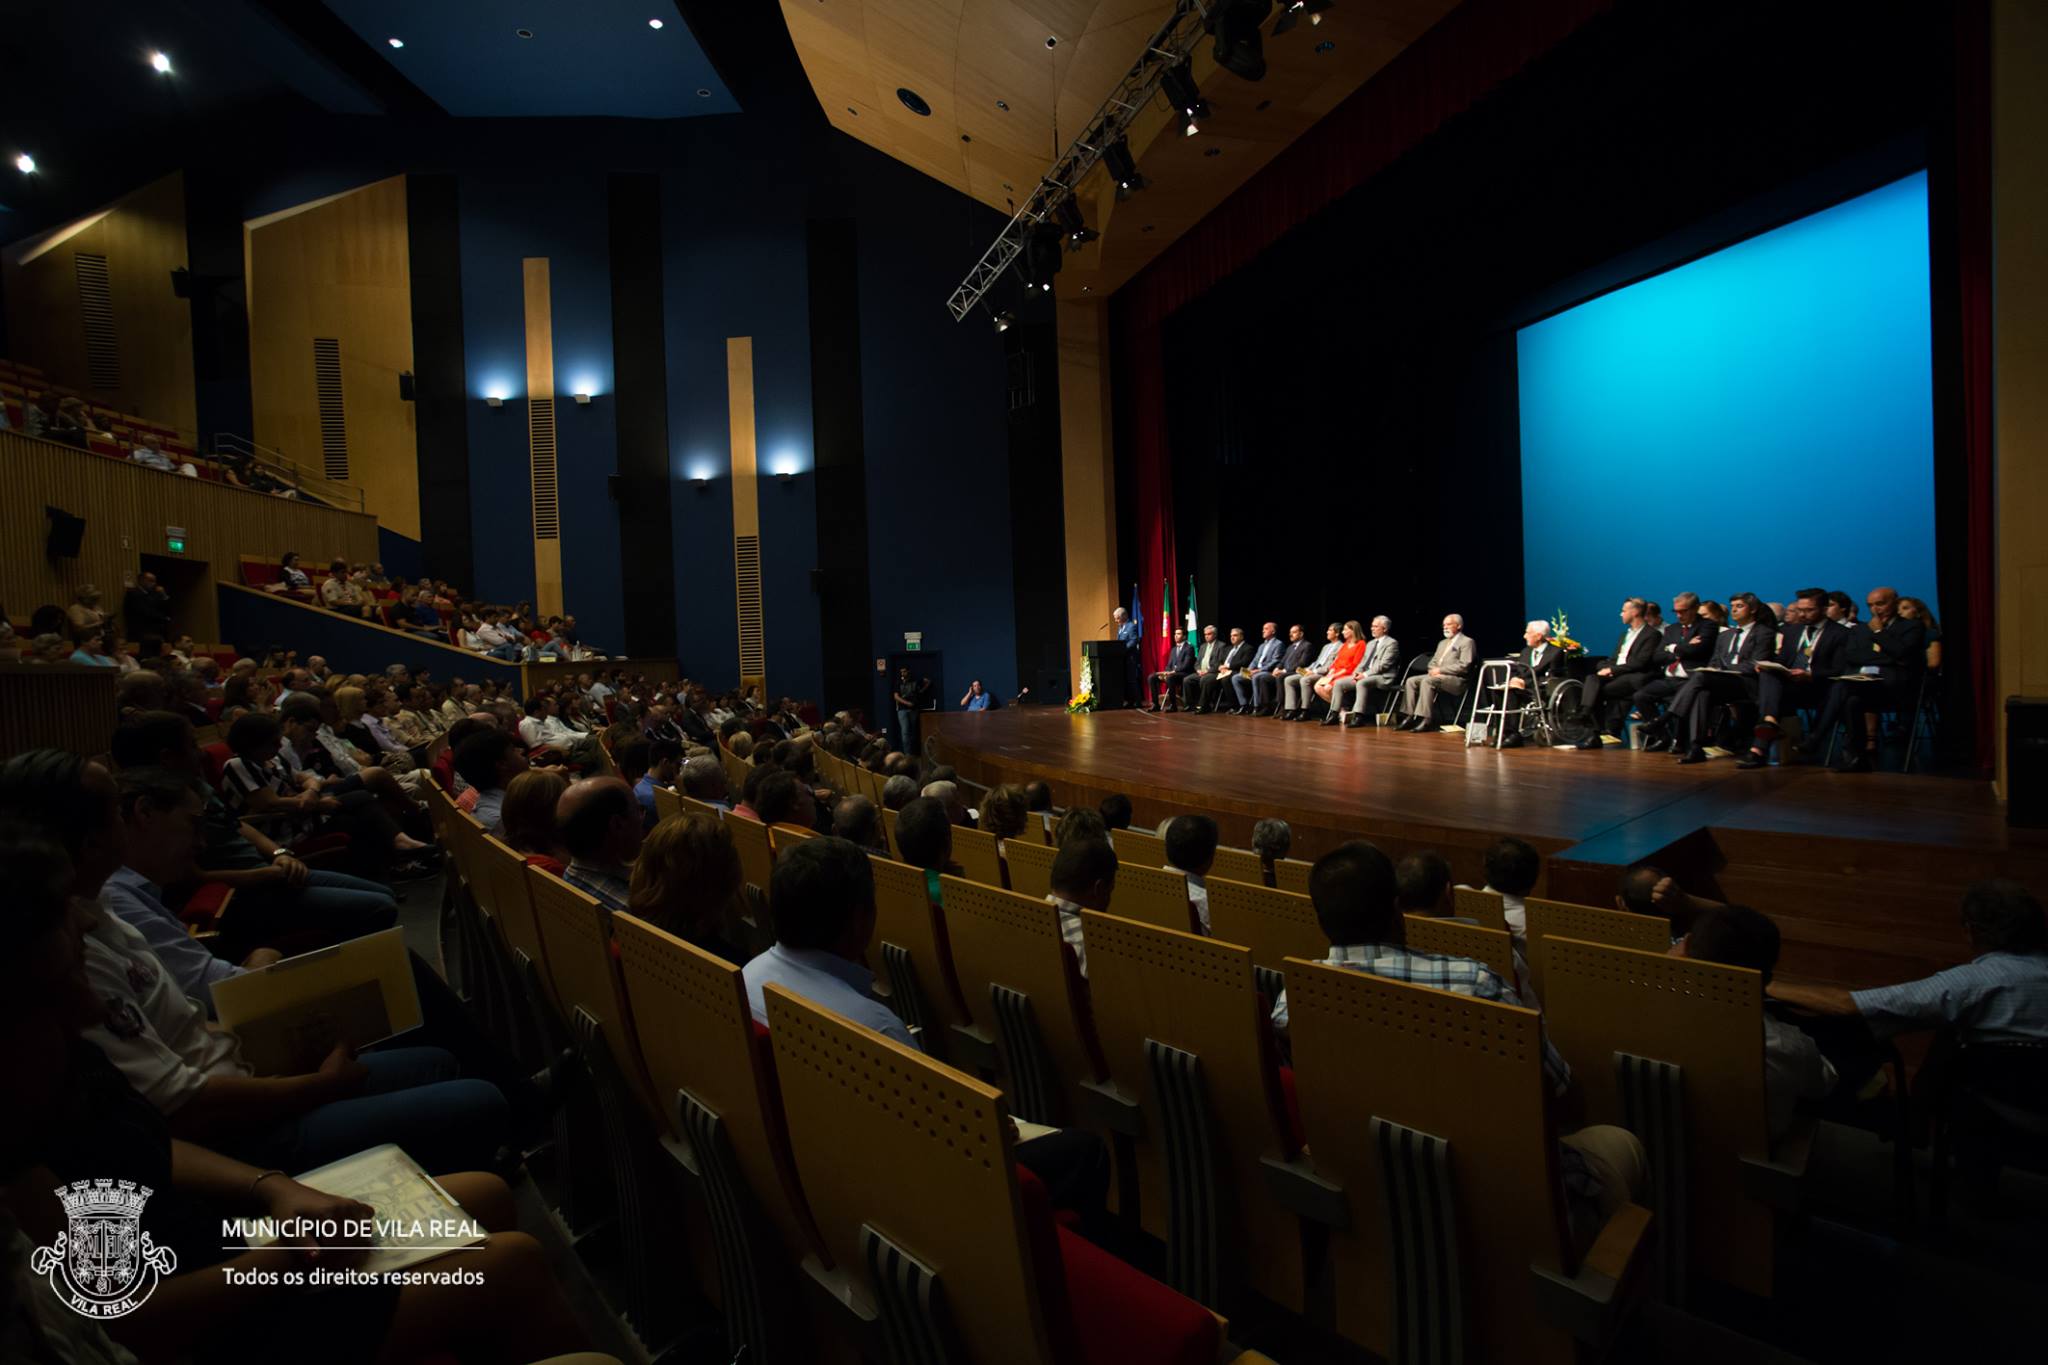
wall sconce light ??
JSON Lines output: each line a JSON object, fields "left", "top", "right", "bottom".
{"left": 484, "top": 396, "right": 504, "bottom": 409}
{"left": 573, "top": 393, "right": 591, "bottom": 406}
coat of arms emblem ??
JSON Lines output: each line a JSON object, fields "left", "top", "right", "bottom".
{"left": 30, "top": 1179, "right": 178, "bottom": 1318}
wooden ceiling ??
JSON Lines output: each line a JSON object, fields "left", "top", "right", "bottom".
{"left": 780, "top": 0, "right": 1460, "bottom": 299}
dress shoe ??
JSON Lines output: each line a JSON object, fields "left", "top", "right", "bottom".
{"left": 1574, "top": 734, "right": 1601, "bottom": 751}
{"left": 1678, "top": 746, "right": 1708, "bottom": 765}
{"left": 1736, "top": 751, "right": 1767, "bottom": 770}
{"left": 1343, "top": 714, "right": 1365, "bottom": 728}
{"left": 1415, "top": 721, "right": 1441, "bottom": 733}
{"left": 1148, "top": 702, "right": 1161, "bottom": 712}
{"left": 1320, "top": 714, "right": 1341, "bottom": 727}
{"left": 1642, "top": 736, "right": 1670, "bottom": 752}
{"left": 1500, "top": 733, "right": 1525, "bottom": 749}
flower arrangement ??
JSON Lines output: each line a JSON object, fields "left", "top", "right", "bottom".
{"left": 1068, "top": 654, "right": 1096, "bottom": 714}
{"left": 1549, "top": 609, "right": 1584, "bottom": 654}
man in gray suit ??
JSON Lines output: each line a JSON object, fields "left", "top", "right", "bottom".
{"left": 1179, "top": 625, "right": 1226, "bottom": 711}
{"left": 1396, "top": 614, "right": 1476, "bottom": 732}
{"left": 1334, "top": 616, "right": 1402, "bottom": 728}
{"left": 1282, "top": 623, "right": 1343, "bottom": 719}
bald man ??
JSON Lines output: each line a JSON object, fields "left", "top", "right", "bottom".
{"left": 557, "top": 776, "right": 645, "bottom": 910}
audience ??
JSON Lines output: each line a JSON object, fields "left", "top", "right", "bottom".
{"left": 1251, "top": 817, "right": 1292, "bottom": 876}
{"left": 500, "top": 767, "right": 572, "bottom": 873}
{"left": 1480, "top": 835, "right": 1542, "bottom": 943}
{"left": 558, "top": 776, "right": 645, "bottom": 912}
{"left": 1676, "top": 906, "right": 1837, "bottom": 1139}
{"left": 881, "top": 773, "right": 919, "bottom": 811}
{"left": 1047, "top": 837, "right": 1119, "bottom": 977}
{"left": 628, "top": 813, "right": 745, "bottom": 964}
{"left": 454, "top": 729, "right": 530, "bottom": 836}
{"left": 1099, "top": 792, "right": 1133, "bottom": 831}
{"left": 831, "top": 793, "right": 887, "bottom": 853}
{"left": 1393, "top": 850, "right": 1453, "bottom": 916}
{"left": 1164, "top": 814, "right": 1219, "bottom": 932}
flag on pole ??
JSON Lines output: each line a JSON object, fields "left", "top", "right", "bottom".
{"left": 1129, "top": 583, "right": 1143, "bottom": 641}
{"left": 1184, "top": 576, "right": 1199, "bottom": 637}
{"left": 1160, "top": 577, "right": 1172, "bottom": 639}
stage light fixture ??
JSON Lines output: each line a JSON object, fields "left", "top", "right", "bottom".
{"left": 1013, "top": 221, "right": 1065, "bottom": 294}
{"left": 387, "top": 37, "right": 404, "bottom": 48}
{"left": 1053, "top": 198, "right": 1098, "bottom": 248}
{"left": 1160, "top": 63, "right": 1208, "bottom": 136}
{"left": 1103, "top": 138, "right": 1148, "bottom": 201}
{"left": 992, "top": 310, "right": 1015, "bottom": 333}
{"left": 1210, "top": 0, "right": 1272, "bottom": 81}
{"left": 14, "top": 153, "right": 34, "bottom": 174}
{"left": 1308, "top": 0, "right": 1333, "bottom": 25}
{"left": 149, "top": 50, "right": 173, "bottom": 74}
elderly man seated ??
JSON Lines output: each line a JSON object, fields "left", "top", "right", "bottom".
{"left": 1484, "top": 620, "right": 1568, "bottom": 749}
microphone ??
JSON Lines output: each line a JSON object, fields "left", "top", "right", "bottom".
{"left": 1098, "top": 620, "right": 1111, "bottom": 632}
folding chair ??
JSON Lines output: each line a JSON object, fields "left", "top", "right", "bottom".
{"left": 1272, "top": 858, "right": 1313, "bottom": 895}
{"left": 1207, "top": 845, "right": 1267, "bottom": 887}
{"left": 1451, "top": 885, "right": 1510, "bottom": 932}
{"left": 653, "top": 785, "right": 683, "bottom": 823}
{"left": 680, "top": 793, "right": 726, "bottom": 822}
{"left": 878, "top": 805, "right": 900, "bottom": 858}
{"left": 728, "top": 813, "right": 776, "bottom": 904}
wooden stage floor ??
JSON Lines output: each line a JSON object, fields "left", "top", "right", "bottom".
{"left": 927, "top": 708, "right": 2048, "bottom": 990}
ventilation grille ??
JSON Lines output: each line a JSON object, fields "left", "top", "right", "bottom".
{"left": 734, "top": 534, "right": 765, "bottom": 677}
{"left": 74, "top": 253, "right": 120, "bottom": 391}
{"left": 529, "top": 397, "right": 559, "bottom": 540}
{"left": 312, "top": 338, "right": 348, "bottom": 480}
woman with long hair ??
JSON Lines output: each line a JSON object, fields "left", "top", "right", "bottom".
{"left": 627, "top": 813, "right": 745, "bottom": 964}
{"left": 500, "top": 768, "right": 572, "bottom": 874}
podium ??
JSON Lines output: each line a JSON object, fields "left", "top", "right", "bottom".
{"left": 1083, "top": 640, "right": 1131, "bottom": 709}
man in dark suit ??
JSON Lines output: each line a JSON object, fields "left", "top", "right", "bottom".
{"left": 1490, "top": 621, "right": 1569, "bottom": 748}
{"left": 1667, "top": 592, "right": 1776, "bottom": 763}
{"left": 1152, "top": 628, "right": 1197, "bottom": 711}
{"left": 1180, "top": 626, "right": 1225, "bottom": 711}
{"left": 1808, "top": 587, "right": 1927, "bottom": 773}
{"left": 1199, "top": 627, "right": 1256, "bottom": 713}
{"left": 1737, "top": 589, "right": 1851, "bottom": 768}
{"left": 1572, "top": 597, "right": 1661, "bottom": 748}
{"left": 1631, "top": 592, "right": 1721, "bottom": 751}
{"left": 1256, "top": 624, "right": 1314, "bottom": 716}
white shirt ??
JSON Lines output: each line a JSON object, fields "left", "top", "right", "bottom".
{"left": 81, "top": 907, "right": 249, "bottom": 1115}
{"left": 1763, "top": 1015, "right": 1837, "bottom": 1140}
{"left": 1619, "top": 624, "right": 1642, "bottom": 661}
{"left": 520, "top": 714, "right": 588, "bottom": 750}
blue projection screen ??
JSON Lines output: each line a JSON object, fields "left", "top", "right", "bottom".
{"left": 1516, "top": 172, "right": 1936, "bottom": 640}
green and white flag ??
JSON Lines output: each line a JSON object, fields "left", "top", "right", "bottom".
{"left": 1184, "top": 576, "right": 1199, "bottom": 637}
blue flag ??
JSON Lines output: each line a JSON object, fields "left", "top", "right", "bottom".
{"left": 1129, "top": 583, "right": 1143, "bottom": 641}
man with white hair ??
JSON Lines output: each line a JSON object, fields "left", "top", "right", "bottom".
{"left": 1334, "top": 616, "right": 1402, "bottom": 728}
{"left": 1396, "top": 615, "right": 1477, "bottom": 732}
{"left": 1487, "top": 620, "right": 1567, "bottom": 748}
{"left": 921, "top": 779, "right": 969, "bottom": 827}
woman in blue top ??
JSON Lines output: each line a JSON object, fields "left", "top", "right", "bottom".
{"left": 68, "top": 627, "right": 117, "bottom": 667}
{"left": 960, "top": 679, "right": 991, "bottom": 711}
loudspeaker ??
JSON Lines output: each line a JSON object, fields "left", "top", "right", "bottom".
{"left": 2008, "top": 697, "right": 2048, "bottom": 828}
{"left": 397, "top": 371, "right": 416, "bottom": 402}
{"left": 45, "top": 506, "right": 86, "bottom": 558}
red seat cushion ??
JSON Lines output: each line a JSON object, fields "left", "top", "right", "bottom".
{"left": 200, "top": 741, "right": 231, "bottom": 790}
{"left": 1016, "top": 1166, "right": 1218, "bottom": 1365}
{"left": 205, "top": 697, "right": 224, "bottom": 722}
{"left": 181, "top": 881, "right": 233, "bottom": 929}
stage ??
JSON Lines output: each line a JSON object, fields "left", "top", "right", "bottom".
{"left": 927, "top": 708, "right": 2048, "bottom": 991}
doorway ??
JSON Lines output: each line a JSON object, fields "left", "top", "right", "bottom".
{"left": 138, "top": 552, "right": 218, "bottom": 643}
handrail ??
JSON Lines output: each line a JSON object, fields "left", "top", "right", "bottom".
{"left": 214, "top": 433, "right": 367, "bottom": 513}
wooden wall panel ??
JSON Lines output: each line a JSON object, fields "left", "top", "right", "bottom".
{"left": 1056, "top": 297, "right": 1117, "bottom": 691}
{"left": 245, "top": 176, "right": 420, "bottom": 539}
{"left": 522, "top": 258, "right": 563, "bottom": 619}
{"left": 727, "top": 337, "right": 766, "bottom": 693}
{"left": 0, "top": 663, "right": 120, "bottom": 760}
{"left": 1, "top": 430, "right": 378, "bottom": 644}
{"left": 1, "top": 172, "right": 197, "bottom": 435}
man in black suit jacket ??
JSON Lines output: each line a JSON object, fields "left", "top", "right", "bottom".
{"left": 1808, "top": 587, "right": 1927, "bottom": 772}
{"left": 1180, "top": 626, "right": 1225, "bottom": 711}
{"left": 1630, "top": 592, "right": 1721, "bottom": 751}
{"left": 1572, "top": 597, "right": 1662, "bottom": 747}
{"left": 1668, "top": 593, "right": 1777, "bottom": 762}
{"left": 1257, "top": 624, "right": 1315, "bottom": 716}
{"left": 1199, "top": 628, "right": 1257, "bottom": 713}
{"left": 1491, "top": 621, "right": 1569, "bottom": 748}
{"left": 1152, "top": 628, "right": 1197, "bottom": 711}
{"left": 1739, "top": 590, "right": 1851, "bottom": 768}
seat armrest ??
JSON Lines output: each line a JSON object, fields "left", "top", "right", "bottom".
{"left": 800, "top": 1255, "right": 884, "bottom": 1359}
{"left": 948, "top": 1022, "right": 999, "bottom": 1071}
{"left": 1529, "top": 1201, "right": 1652, "bottom": 1345}
{"left": 1741, "top": 1117, "right": 1815, "bottom": 1211}
{"left": 1078, "top": 1078, "right": 1146, "bottom": 1138}
{"left": 1258, "top": 1154, "right": 1350, "bottom": 1228}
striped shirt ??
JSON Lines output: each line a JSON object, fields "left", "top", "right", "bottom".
{"left": 1273, "top": 942, "right": 1572, "bottom": 1093}
{"left": 220, "top": 754, "right": 303, "bottom": 833}
{"left": 1852, "top": 952, "right": 2048, "bottom": 1043}
{"left": 1047, "top": 894, "right": 1089, "bottom": 977}
{"left": 565, "top": 859, "right": 633, "bottom": 913}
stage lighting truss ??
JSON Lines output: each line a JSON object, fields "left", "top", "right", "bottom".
{"left": 945, "top": 0, "right": 1220, "bottom": 322}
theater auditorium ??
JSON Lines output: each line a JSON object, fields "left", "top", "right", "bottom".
{"left": 2, "top": 2, "right": 2044, "bottom": 1362}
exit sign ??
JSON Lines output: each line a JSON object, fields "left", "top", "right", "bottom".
{"left": 165, "top": 526, "right": 187, "bottom": 554}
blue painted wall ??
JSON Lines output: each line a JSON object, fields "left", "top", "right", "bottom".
{"left": 1518, "top": 172, "right": 1937, "bottom": 629}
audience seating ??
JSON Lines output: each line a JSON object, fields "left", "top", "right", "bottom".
{"left": 653, "top": 785, "right": 683, "bottom": 823}
{"left": 762, "top": 982, "right": 1225, "bottom": 1365}
{"left": 1106, "top": 860, "right": 1198, "bottom": 935}
{"left": 721, "top": 747, "right": 750, "bottom": 794}
{"left": 1079, "top": 909, "right": 1305, "bottom": 1312}
{"left": 1453, "top": 885, "right": 1511, "bottom": 932}
{"left": 680, "top": 793, "right": 726, "bottom": 822}
{"left": 1401, "top": 913, "right": 1519, "bottom": 987}
{"left": 1523, "top": 896, "right": 1670, "bottom": 1004}
{"left": 1540, "top": 936, "right": 1786, "bottom": 1300}
{"left": 950, "top": 823, "right": 1006, "bottom": 888}
{"left": 1282, "top": 961, "right": 1653, "bottom": 1361}
{"left": 1271, "top": 858, "right": 1312, "bottom": 895}
{"left": 878, "top": 805, "right": 900, "bottom": 859}
{"left": 728, "top": 814, "right": 776, "bottom": 906}
{"left": 1208, "top": 845, "right": 1268, "bottom": 887}
{"left": 767, "top": 822, "right": 814, "bottom": 856}
{"left": 1110, "top": 825, "right": 1169, "bottom": 869}
{"left": 1001, "top": 836, "right": 1057, "bottom": 901}
{"left": 866, "top": 854, "right": 974, "bottom": 1065}
{"left": 1204, "top": 877, "right": 1324, "bottom": 1004}
{"left": 935, "top": 874, "right": 1109, "bottom": 1128}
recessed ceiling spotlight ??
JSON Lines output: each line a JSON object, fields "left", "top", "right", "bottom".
{"left": 515, "top": 28, "right": 534, "bottom": 39}
{"left": 648, "top": 17, "right": 664, "bottom": 28}
{"left": 387, "top": 36, "right": 404, "bottom": 48}
{"left": 847, "top": 106, "right": 858, "bottom": 116}
{"left": 149, "top": 51, "right": 172, "bottom": 73}
{"left": 1045, "top": 35, "right": 1058, "bottom": 48}
{"left": 897, "top": 87, "right": 931, "bottom": 116}
{"left": 14, "top": 153, "right": 35, "bottom": 174}
{"left": 960, "top": 133, "right": 972, "bottom": 143}
{"left": 1315, "top": 40, "right": 1335, "bottom": 53}
{"left": 996, "top": 99, "right": 1009, "bottom": 110}
{"left": 696, "top": 88, "right": 711, "bottom": 97}
{"left": 1204, "top": 146, "right": 1221, "bottom": 157}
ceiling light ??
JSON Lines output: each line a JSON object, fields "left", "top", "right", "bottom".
{"left": 1160, "top": 63, "right": 1209, "bottom": 136}
{"left": 1308, "top": 0, "right": 1334, "bottom": 25}
{"left": 515, "top": 28, "right": 534, "bottom": 39}
{"left": 387, "top": 37, "right": 404, "bottom": 48}
{"left": 697, "top": 88, "right": 711, "bottom": 97}
{"left": 1103, "top": 138, "right": 1146, "bottom": 201}
{"left": 14, "top": 153, "right": 34, "bottom": 174}
{"left": 149, "top": 51, "right": 173, "bottom": 74}
{"left": 992, "top": 310, "right": 1014, "bottom": 333}
{"left": 1210, "top": 0, "right": 1272, "bottom": 81}
{"left": 897, "top": 87, "right": 931, "bottom": 116}
{"left": 648, "top": 17, "right": 664, "bottom": 28}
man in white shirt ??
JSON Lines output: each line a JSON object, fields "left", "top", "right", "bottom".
{"left": 518, "top": 694, "right": 602, "bottom": 767}
{"left": 1046, "top": 837, "right": 1118, "bottom": 978}
{"left": 1163, "top": 814, "right": 1217, "bottom": 933}
{"left": 1677, "top": 906, "right": 1836, "bottom": 1140}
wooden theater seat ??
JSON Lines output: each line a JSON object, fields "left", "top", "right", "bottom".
{"left": 721, "top": 747, "right": 750, "bottom": 793}
{"left": 762, "top": 983, "right": 1223, "bottom": 1365}
{"left": 1079, "top": 910, "right": 1304, "bottom": 1312}
{"left": 951, "top": 823, "right": 1006, "bottom": 888}
{"left": 1002, "top": 836, "right": 1058, "bottom": 901}
{"left": 1110, "top": 825, "right": 1169, "bottom": 868}
{"left": 1452, "top": 885, "right": 1511, "bottom": 932}
{"left": 472, "top": 832, "right": 558, "bottom": 1017}
{"left": 1207, "top": 845, "right": 1267, "bottom": 887}
{"left": 768, "top": 822, "right": 815, "bottom": 856}
{"left": 1205, "top": 877, "right": 1324, "bottom": 1002}
{"left": 1402, "top": 914, "right": 1519, "bottom": 988}
{"left": 1539, "top": 937, "right": 1789, "bottom": 1300}
{"left": 728, "top": 812, "right": 776, "bottom": 904}
{"left": 1281, "top": 963, "right": 1654, "bottom": 1362}
{"left": 1271, "top": 858, "right": 1312, "bottom": 895}
{"left": 680, "top": 793, "right": 727, "bottom": 822}
{"left": 866, "top": 854, "right": 974, "bottom": 1064}
{"left": 1106, "top": 860, "right": 1197, "bottom": 934}
{"left": 1523, "top": 896, "right": 1671, "bottom": 1004}
{"left": 878, "top": 805, "right": 900, "bottom": 858}
{"left": 653, "top": 785, "right": 683, "bottom": 823}
{"left": 936, "top": 875, "right": 1108, "bottom": 1126}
